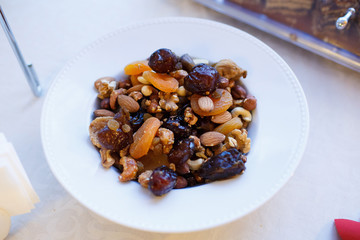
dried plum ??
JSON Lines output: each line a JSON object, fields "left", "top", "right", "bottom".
{"left": 113, "top": 107, "right": 130, "bottom": 124}
{"left": 149, "top": 166, "right": 177, "bottom": 196}
{"left": 168, "top": 138, "right": 195, "bottom": 166}
{"left": 97, "top": 125, "right": 133, "bottom": 151}
{"left": 148, "top": 48, "right": 178, "bottom": 73}
{"left": 181, "top": 172, "right": 202, "bottom": 187}
{"left": 162, "top": 115, "right": 192, "bottom": 138}
{"left": 184, "top": 63, "right": 220, "bottom": 95}
{"left": 197, "top": 148, "right": 245, "bottom": 181}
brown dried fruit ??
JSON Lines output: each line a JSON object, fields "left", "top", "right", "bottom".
{"left": 89, "top": 117, "right": 113, "bottom": 148}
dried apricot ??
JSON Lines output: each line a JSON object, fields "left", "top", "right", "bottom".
{"left": 130, "top": 117, "right": 161, "bottom": 159}
{"left": 191, "top": 89, "right": 233, "bottom": 116}
{"left": 130, "top": 74, "right": 142, "bottom": 86}
{"left": 142, "top": 71, "right": 178, "bottom": 93}
{"left": 124, "top": 61, "right": 152, "bottom": 75}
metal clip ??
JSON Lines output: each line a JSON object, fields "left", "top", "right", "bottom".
{"left": 336, "top": 8, "right": 356, "bottom": 30}
{"left": 0, "top": 5, "right": 42, "bottom": 97}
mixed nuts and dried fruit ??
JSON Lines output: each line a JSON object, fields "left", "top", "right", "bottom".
{"left": 89, "top": 48, "right": 257, "bottom": 196}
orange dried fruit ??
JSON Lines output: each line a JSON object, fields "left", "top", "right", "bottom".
{"left": 130, "top": 74, "right": 142, "bottom": 86}
{"left": 130, "top": 117, "right": 161, "bottom": 159}
{"left": 124, "top": 61, "right": 152, "bottom": 75}
{"left": 191, "top": 89, "right": 233, "bottom": 116}
{"left": 142, "top": 71, "right": 179, "bottom": 93}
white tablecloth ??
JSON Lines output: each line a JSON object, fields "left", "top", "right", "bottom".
{"left": 1, "top": 0, "right": 360, "bottom": 239}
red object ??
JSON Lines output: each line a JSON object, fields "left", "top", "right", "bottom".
{"left": 335, "top": 219, "right": 360, "bottom": 240}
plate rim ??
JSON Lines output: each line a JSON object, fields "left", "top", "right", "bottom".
{"left": 41, "top": 17, "right": 310, "bottom": 233}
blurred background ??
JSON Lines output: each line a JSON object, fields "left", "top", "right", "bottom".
{"left": 1, "top": 0, "right": 359, "bottom": 239}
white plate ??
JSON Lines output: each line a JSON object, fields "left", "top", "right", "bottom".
{"left": 41, "top": 17, "right": 309, "bottom": 233}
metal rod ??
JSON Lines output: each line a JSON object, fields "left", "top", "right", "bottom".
{"left": 0, "top": 5, "right": 42, "bottom": 97}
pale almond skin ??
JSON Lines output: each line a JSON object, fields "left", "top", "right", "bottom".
{"left": 94, "top": 109, "right": 115, "bottom": 117}
{"left": 214, "top": 117, "right": 243, "bottom": 135}
{"left": 200, "top": 131, "right": 226, "bottom": 147}
{"left": 126, "top": 84, "right": 144, "bottom": 93}
{"left": 117, "top": 95, "right": 140, "bottom": 112}
{"left": 198, "top": 96, "right": 214, "bottom": 112}
{"left": 211, "top": 111, "right": 232, "bottom": 124}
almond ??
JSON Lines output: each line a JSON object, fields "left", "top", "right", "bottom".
{"left": 117, "top": 95, "right": 140, "bottom": 112}
{"left": 110, "top": 88, "right": 127, "bottom": 110}
{"left": 211, "top": 111, "right": 232, "bottom": 124}
{"left": 127, "top": 84, "right": 144, "bottom": 93}
{"left": 200, "top": 131, "right": 226, "bottom": 147}
{"left": 198, "top": 96, "right": 214, "bottom": 112}
{"left": 214, "top": 117, "right": 243, "bottom": 135}
{"left": 94, "top": 109, "right": 115, "bottom": 117}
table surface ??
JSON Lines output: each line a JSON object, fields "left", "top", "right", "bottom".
{"left": 1, "top": 0, "right": 360, "bottom": 239}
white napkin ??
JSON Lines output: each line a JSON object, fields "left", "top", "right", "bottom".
{"left": 0, "top": 133, "right": 39, "bottom": 239}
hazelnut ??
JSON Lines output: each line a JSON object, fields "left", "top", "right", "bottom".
{"left": 218, "top": 77, "right": 229, "bottom": 89}
{"left": 118, "top": 78, "right": 131, "bottom": 89}
{"left": 243, "top": 95, "right": 257, "bottom": 111}
{"left": 100, "top": 98, "right": 111, "bottom": 109}
{"left": 231, "top": 85, "right": 247, "bottom": 99}
{"left": 174, "top": 176, "right": 188, "bottom": 189}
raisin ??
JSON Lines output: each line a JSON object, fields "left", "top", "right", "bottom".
{"left": 149, "top": 166, "right": 177, "bottom": 196}
{"left": 168, "top": 139, "right": 195, "bottom": 166}
{"left": 148, "top": 48, "right": 178, "bottom": 73}
{"left": 196, "top": 148, "right": 246, "bottom": 181}
{"left": 129, "top": 110, "right": 144, "bottom": 132}
{"left": 196, "top": 117, "right": 215, "bottom": 134}
{"left": 162, "top": 116, "right": 192, "bottom": 138}
{"left": 184, "top": 63, "right": 220, "bottom": 95}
